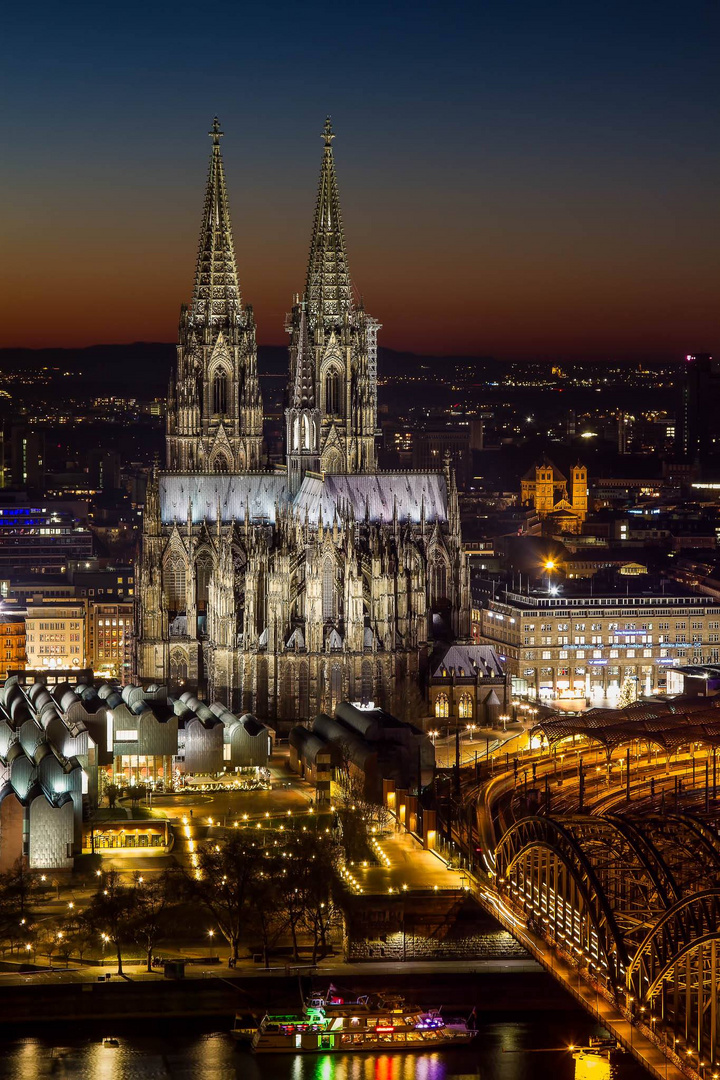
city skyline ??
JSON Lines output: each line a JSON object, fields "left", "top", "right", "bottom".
{"left": 1, "top": 0, "right": 719, "bottom": 360}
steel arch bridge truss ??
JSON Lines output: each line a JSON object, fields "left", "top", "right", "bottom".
{"left": 625, "top": 814, "right": 720, "bottom": 898}
{"left": 496, "top": 815, "right": 719, "bottom": 989}
{"left": 627, "top": 891, "right": 720, "bottom": 1068}
{"left": 495, "top": 815, "right": 663, "bottom": 988}
{"left": 496, "top": 813, "right": 720, "bottom": 1069}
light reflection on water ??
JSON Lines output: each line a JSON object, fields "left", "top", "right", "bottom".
{"left": 288, "top": 1054, "right": 447, "bottom": 1080}
{"left": 0, "top": 1022, "right": 649, "bottom": 1080}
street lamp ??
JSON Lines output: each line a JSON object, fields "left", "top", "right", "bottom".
{"left": 466, "top": 723, "right": 477, "bottom": 741}
{"left": 101, "top": 932, "right": 108, "bottom": 966}
{"left": 208, "top": 929, "right": 216, "bottom": 959}
{"left": 500, "top": 713, "right": 509, "bottom": 731}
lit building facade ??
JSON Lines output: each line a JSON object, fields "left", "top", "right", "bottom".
{"left": 88, "top": 602, "right": 133, "bottom": 681}
{"left": 0, "top": 618, "right": 26, "bottom": 680}
{"left": 25, "top": 603, "right": 86, "bottom": 673}
{"left": 477, "top": 584, "right": 720, "bottom": 702}
{"left": 137, "top": 119, "right": 470, "bottom": 717}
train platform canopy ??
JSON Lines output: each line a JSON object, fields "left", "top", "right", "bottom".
{"left": 532, "top": 696, "right": 720, "bottom": 752}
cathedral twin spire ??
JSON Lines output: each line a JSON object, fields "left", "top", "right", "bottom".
{"left": 167, "top": 115, "right": 378, "bottom": 478}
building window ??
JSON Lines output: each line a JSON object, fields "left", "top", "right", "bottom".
{"left": 165, "top": 557, "right": 186, "bottom": 612}
{"left": 361, "top": 659, "right": 373, "bottom": 705}
{"left": 298, "top": 660, "right": 309, "bottom": 719}
{"left": 256, "top": 658, "right": 268, "bottom": 717}
{"left": 330, "top": 664, "right": 342, "bottom": 713}
{"left": 435, "top": 693, "right": 449, "bottom": 718}
{"left": 322, "top": 558, "right": 336, "bottom": 621}
{"left": 430, "top": 554, "right": 448, "bottom": 606}
{"left": 195, "top": 552, "right": 212, "bottom": 612}
{"left": 458, "top": 693, "right": 473, "bottom": 719}
{"left": 324, "top": 369, "right": 341, "bottom": 416}
{"left": 213, "top": 370, "right": 228, "bottom": 414}
{"left": 280, "top": 665, "right": 294, "bottom": 720}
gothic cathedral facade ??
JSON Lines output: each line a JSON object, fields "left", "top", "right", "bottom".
{"left": 137, "top": 118, "right": 470, "bottom": 719}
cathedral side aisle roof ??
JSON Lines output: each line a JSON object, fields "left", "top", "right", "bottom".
{"left": 159, "top": 471, "right": 448, "bottom": 526}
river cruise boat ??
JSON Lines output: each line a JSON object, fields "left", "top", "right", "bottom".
{"left": 236, "top": 986, "right": 475, "bottom": 1053}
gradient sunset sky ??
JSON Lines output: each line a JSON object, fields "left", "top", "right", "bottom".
{"left": 1, "top": 0, "right": 718, "bottom": 359}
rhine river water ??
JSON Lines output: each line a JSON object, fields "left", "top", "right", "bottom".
{"left": 0, "top": 1018, "right": 651, "bottom": 1079}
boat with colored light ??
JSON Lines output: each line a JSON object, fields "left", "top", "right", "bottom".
{"left": 234, "top": 986, "right": 475, "bottom": 1053}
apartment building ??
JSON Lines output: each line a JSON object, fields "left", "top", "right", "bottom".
{"left": 476, "top": 581, "right": 720, "bottom": 702}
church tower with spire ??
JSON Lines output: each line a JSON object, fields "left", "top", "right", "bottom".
{"left": 286, "top": 118, "right": 380, "bottom": 475}
{"left": 166, "top": 118, "right": 263, "bottom": 473}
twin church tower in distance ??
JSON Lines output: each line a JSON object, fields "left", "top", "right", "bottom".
{"left": 137, "top": 118, "right": 470, "bottom": 718}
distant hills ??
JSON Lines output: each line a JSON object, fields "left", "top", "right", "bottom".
{"left": 0, "top": 342, "right": 472, "bottom": 398}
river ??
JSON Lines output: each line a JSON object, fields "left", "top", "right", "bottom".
{"left": 0, "top": 1017, "right": 651, "bottom": 1079}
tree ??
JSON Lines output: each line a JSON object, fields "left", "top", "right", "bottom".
{"left": 186, "top": 832, "right": 265, "bottom": 962}
{"left": 333, "top": 769, "right": 389, "bottom": 863}
{"left": 84, "top": 870, "right": 135, "bottom": 975}
{"left": 0, "top": 862, "right": 50, "bottom": 956}
{"left": 132, "top": 870, "right": 179, "bottom": 972}
{"left": 67, "top": 916, "right": 96, "bottom": 964}
{"left": 300, "top": 833, "right": 342, "bottom": 964}
{"left": 618, "top": 674, "right": 638, "bottom": 709}
{"left": 247, "top": 853, "right": 287, "bottom": 968}
{"left": 278, "top": 843, "right": 313, "bottom": 961}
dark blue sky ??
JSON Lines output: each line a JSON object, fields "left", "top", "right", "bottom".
{"left": 2, "top": 0, "right": 718, "bottom": 357}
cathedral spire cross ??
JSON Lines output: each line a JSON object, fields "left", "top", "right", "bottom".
{"left": 210, "top": 117, "right": 224, "bottom": 144}
{"left": 323, "top": 115, "right": 334, "bottom": 146}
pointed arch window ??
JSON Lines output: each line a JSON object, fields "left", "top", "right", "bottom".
{"left": 361, "top": 659, "right": 373, "bottom": 705}
{"left": 324, "top": 369, "right": 341, "bottom": 417}
{"left": 165, "top": 556, "right": 186, "bottom": 612}
{"left": 429, "top": 552, "right": 448, "bottom": 606}
{"left": 169, "top": 650, "right": 188, "bottom": 692}
{"left": 322, "top": 557, "right": 336, "bottom": 621}
{"left": 280, "top": 664, "right": 294, "bottom": 720}
{"left": 256, "top": 658, "right": 268, "bottom": 718}
{"left": 212, "top": 451, "right": 231, "bottom": 473}
{"left": 302, "top": 414, "right": 312, "bottom": 450}
{"left": 330, "top": 664, "right": 343, "bottom": 713}
{"left": 213, "top": 370, "right": 228, "bottom": 414}
{"left": 435, "top": 693, "right": 449, "bottom": 719}
{"left": 458, "top": 693, "right": 473, "bottom": 719}
{"left": 298, "top": 660, "right": 309, "bottom": 719}
{"left": 195, "top": 552, "right": 213, "bottom": 612}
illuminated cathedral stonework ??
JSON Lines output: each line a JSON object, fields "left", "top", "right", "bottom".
{"left": 137, "top": 118, "right": 470, "bottom": 718}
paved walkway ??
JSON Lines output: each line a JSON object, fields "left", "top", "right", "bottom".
{"left": 357, "top": 826, "right": 465, "bottom": 894}
{"left": 0, "top": 955, "right": 540, "bottom": 987}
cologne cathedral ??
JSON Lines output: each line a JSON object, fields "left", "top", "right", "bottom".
{"left": 137, "top": 118, "right": 470, "bottom": 719}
